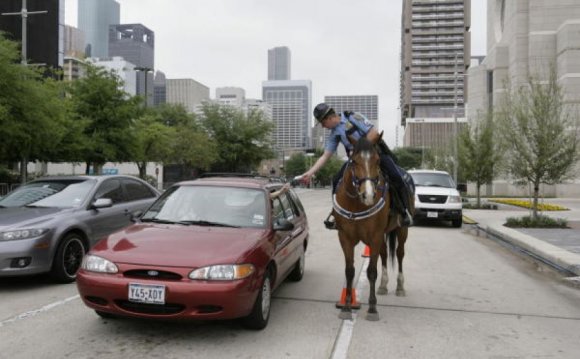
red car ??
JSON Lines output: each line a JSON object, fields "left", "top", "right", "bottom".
{"left": 76, "top": 175, "right": 309, "bottom": 330}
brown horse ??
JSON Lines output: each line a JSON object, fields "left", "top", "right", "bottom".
{"left": 333, "top": 136, "right": 390, "bottom": 321}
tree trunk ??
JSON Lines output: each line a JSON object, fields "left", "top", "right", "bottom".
{"left": 532, "top": 183, "right": 540, "bottom": 220}
{"left": 20, "top": 157, "right": 27, "bottom": 184}
{"left": 85, "top": 161, "right": 91, "bottom": 175}
{"left": 92, "top": 163, "right": 103, "bottom": 175}
{"left": 476, "top": 182, "right": 481, "bottom": 208}
{"left": 137, "top": 161, "right": 147, "bottom": 179}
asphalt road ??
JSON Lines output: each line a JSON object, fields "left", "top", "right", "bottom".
{"left": 1, "top": 189, "right": 580, "bottom": 359}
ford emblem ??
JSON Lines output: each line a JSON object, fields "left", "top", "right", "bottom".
{"left": 147, "top": 270, "right": 159, "bottom": 277}
{"left": 430, "top": 197, "right": 436, "bottom": 201}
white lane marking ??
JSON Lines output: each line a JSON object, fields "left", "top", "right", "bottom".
{"left": 0, "top": 294, "right": 80, "bottom": 328}
{"left": 330, "top": 257, "right": 369, "bottom": 359}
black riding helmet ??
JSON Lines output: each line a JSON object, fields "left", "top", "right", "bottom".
{"left": 313, "top": 103, "right": 335, "bottom": 123}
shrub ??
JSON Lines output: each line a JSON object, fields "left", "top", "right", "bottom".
{"left": 505, "top": 215, "right": 568, "bottom": 228}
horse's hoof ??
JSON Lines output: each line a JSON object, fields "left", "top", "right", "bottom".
{"left": 377, "top": 287, "right": 388, "bottom": 295}
{"left": 339, "top": 311, "right": 353, "bottom": 320}
{"left": 396, "top": 289, "right": 406, "bottom": 297}
{"left": 365, "top": 312, "right": 380, "bottom": 321}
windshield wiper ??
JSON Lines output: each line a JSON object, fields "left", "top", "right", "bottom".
{"left": 141, "top": 218, "right": 180, "bottom": 224}
{"left": 177, "top": 220, "right": 240, "bottom": 228}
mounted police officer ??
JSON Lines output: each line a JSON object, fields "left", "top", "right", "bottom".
{"left": 301, "top": 103, "right": 413, "bottom": 229}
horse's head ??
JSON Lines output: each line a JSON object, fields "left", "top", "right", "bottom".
{"left": 348, "top": 137, "right": 382, "bottom": 206}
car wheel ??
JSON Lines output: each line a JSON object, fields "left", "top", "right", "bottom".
{"left": 95, "top": 310, "right": 117, "bottom": 319}
{"left": 287, "top": 246, "right": 305, "bottom": 282}
{"left": 242, "top": 270, "right": 272, "bottom": 330}
{"left": 452, "top": 219, "right": 462, "bottom": 228}
{"left": 51, "top": 233, "right": 86, "bottom": 283}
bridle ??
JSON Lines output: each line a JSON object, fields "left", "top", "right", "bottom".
{"left": 333, "top": 149, "right": 388, "bottom": 220}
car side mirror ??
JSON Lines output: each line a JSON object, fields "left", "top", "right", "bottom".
{"left": 456, "top": 183, "right": 467, "bottom": 192}
{"left": 91, "top": 198, "right": 113, "bottom": 209}
{"left": 273, "top": 218, "right": 294, "bottom": 231}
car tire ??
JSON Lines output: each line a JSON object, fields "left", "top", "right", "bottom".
{"left": 287, "top": 246, "right": 305, "bottom": 282}
{"left": 242, "top": 270, "right": 272, "bottom": 330}
{"left": 95, "top": 310, "right": 117, "bottom": 319}
{"left": 51, "top": 233, "right": 86, "bottom": 283}
{"left": 452, "top": 219, "right": 462, "bottom": 228}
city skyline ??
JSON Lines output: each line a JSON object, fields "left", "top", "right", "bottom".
{"left": 64, "top": 0, "right": 487, "bottom": 147}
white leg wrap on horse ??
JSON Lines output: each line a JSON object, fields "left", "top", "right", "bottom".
{"left": 380, "top": 266, "right": 388, "bottom": 288}
{"left": 377, "top": 265, "right": 388, "bottom": 294}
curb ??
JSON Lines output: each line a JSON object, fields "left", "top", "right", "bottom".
{"left": 464, "top": 215, "right": 580, "bottom": 277}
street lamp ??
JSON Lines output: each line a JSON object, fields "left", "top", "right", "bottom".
{"left": 134, "top": 67, "right": 153, "bottom": 107}
{"left": 440, "top": 53, "right": 466, "bottom": 184}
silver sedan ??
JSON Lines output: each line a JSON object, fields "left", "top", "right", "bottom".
{"left": 0, "top": 175, "right": 160, "bottom": 282}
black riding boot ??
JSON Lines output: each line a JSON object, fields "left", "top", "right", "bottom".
{"left": 324, "top": 212, "right": 337, "bottom": 230}
{"left": 395, "top": 184, "right": 413, "bottom": 227}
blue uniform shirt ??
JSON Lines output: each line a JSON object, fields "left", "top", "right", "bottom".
{"left": 324, "top": 112, "right": 374, "bottom": 154}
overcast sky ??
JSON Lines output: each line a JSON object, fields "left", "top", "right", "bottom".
{"left": 65, "top": 0, "right": 487, "bottom": 146}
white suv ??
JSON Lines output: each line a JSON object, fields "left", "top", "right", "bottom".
{"left": 408, "top": 170, "right": 463, "bottom": 228}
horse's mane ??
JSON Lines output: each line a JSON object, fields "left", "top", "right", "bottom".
{"left": 353, "top": 137, "right": 375, "bottom": 154}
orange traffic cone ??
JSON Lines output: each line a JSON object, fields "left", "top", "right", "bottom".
{"left": 361, "top": 245, "right": 370, "bottom": 258}
{"left": 335, "top": 287, "right": 362, "bottom": 309}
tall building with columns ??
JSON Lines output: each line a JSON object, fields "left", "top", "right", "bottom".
{"left": 467, "top": 0, "right": 580, "bottom": 121}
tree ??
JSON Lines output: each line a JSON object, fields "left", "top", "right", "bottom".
{"left": 132, "top": 109, "right": 176, "bottom": 179}
{"left": 199, "top": 103, "right": 274, "bottom": 172}
{"left": 458, "top": 112, "right": 500, "bottom": 207}
{"left": 392, "top": 147, "right": 423, "bottom": 170}
{"left": 497, "top": 68, "right": 580, "bottom": 219}
{"left": 313, "top": 149, "right": 343, "bottom": 187}
{"left": 284, "top": 152, "right": 307, "bottom": 178}
{"left": 423, "top": 145, "right": 455, "bottom": 177}
{"left": 68, "top": 64, "right": 141, "bottom": 174}
{"left": 0, "top": 34, "right": 69, "bottom": 182}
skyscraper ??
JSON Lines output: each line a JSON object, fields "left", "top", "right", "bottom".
{"left": 0, "top": 0, "right": 64, "bottom": 69}
{"left": 262, "top": 80, "right": 312, "bottom": 150}
{"left": 166, "top": 79, "right": 210, "bottom": 113}
{"left": 77, "top": 0, "right": 119, "bottom": 58}
{"left": 268, "top": 46, "right": 291, "bottom": 80}
{"left": 400, "top": 0, "right": 471, "bottom": 148}
{"left": 64, "top": 25, "right": 85, "bottom": 58}
{"left": 109, "top": 24, "right": 155, "bottom": 106}
{"left": 153, "top": 71, "right": 166, "bottom": 106}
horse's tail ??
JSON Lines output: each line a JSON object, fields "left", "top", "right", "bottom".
{"left": 388, "top": 231, "right": 397, "bottom": 268}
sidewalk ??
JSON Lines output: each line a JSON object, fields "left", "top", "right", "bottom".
{"left": 462, "top": 198, "right": 580, "bottom": 278}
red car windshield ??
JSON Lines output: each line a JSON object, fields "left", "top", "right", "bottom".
{"left": 142, "top": 185, "right": 267, "bottom": 229}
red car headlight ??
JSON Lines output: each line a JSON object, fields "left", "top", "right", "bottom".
{"left": 189, "top": 264, "right": 254, "bottom": 281}
{"left": 81, "top": 255, "right": 118, "bottom": 274}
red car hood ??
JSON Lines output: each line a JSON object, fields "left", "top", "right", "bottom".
{"left": 90, "top": 223, "right": 268, "bottom": 267}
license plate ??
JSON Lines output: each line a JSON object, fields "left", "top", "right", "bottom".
{"left": 128, "top": 283, "right": 165, "bottom": 304}
{"left": 427, "top": 211, "right": 438, "bottom": 218}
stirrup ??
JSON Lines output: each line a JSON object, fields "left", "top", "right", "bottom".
{"left": 401, "top": 209, "right": 413, "bottom": 227}
{"left": 324, "top": 213, "right": 337, "bottom": 230}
